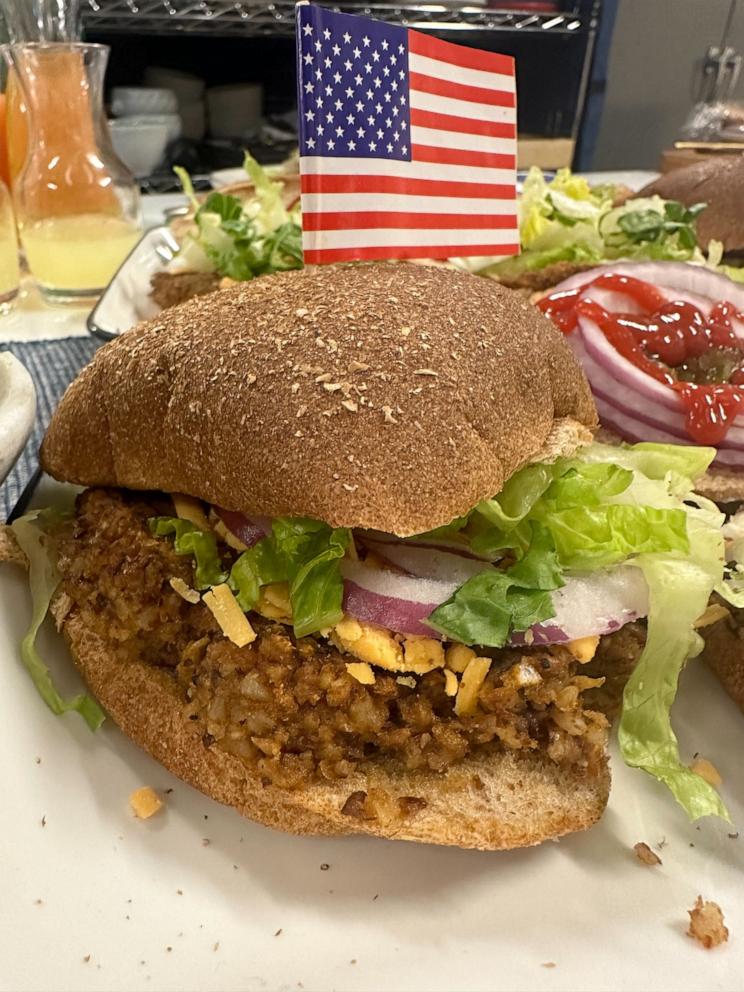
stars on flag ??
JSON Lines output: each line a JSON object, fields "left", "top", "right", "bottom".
{"left": 298, "top": 8, "right": 411, "bottom": 161}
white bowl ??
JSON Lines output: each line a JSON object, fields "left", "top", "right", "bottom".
{"left": 144, "top": 66, "right": 205, "bottom": 104}
{"left": 0, "top": 353, "right": 36, "bottom": 485}
{"left": 109, "top": 118, "right": 170, "bottom": 177}
{"left": 179, "top": 99, "right": 206, "bottom": 141}
{"left": 111, "top": 86, "right": 178, "bottom": 117}
{"left": 115, "top": 113, "right": 181, "bottom": 143}
{"left": 207, "top": 84, "right": 262, "bottom": 139}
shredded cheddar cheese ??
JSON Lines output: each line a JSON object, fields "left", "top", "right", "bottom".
{"left": 203, "top": 584, "right": 257, "bottom": 647}
{"left": 212, "top": 516, "right": 249, "bottom": 552}
{"left": 129, "top": 787, "right": 163, "bottom": 819}
{"left": 257, "top": 582, "right": 293, "bottom": 621}
{"left": 443, "top": 669, "right": 458, "bottom": 697}
{"left": 172, "top": 493, "right": 211, "bottom": 531}
{"left": 694, "top": 603, "right": 730, "bottom": 629}
{"left": 566, "top": 635, "right": 600, "bottom": 664}
{"left": 690, "top": 756, "right": 723, "bottom": 787}
{"left": 333, "top": 617, "right": 405, "bottom": 671}
{"left": 346, "top": 662, "right": 376, "bottom": 685}
{"left": 454, "top": 657, "right": 492, "bottom": 717}
{"left": 445, "top": 643, "right": 476, "bottom": 674}
{"left": 403, "top": 636, "right": 445, "bottom": 674}
{"left": 169, "top": 576, "right": 200, "bottom": 604}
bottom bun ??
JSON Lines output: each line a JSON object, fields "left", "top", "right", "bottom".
{"left": 700, "top": 614, "right": 744, "bottom": 714}
{"left": 56, "top": 604, "right": 610, "bottom": 851}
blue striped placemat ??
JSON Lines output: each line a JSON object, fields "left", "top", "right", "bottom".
{"left": 1, "top": 337, "right": 101, "bottom": 521}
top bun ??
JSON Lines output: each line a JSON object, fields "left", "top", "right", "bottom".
{"left": 636, "top": 155, "right": 744, "bottom": 254}
{"left": 41, "top": 263, "right": 596, "bottom": 535}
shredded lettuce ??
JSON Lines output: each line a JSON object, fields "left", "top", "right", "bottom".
{"left": 148, "top": 517, "right": 227, "bottom": 589}
{"left": 271, "top": 518, "right": 351, "bottom": 637}
{"left": 427, "top": 441, "right": 729, "bottom": 819}
{"left": 428, "top": 523, "right": 562, "bottom": 646}
{"left": 473, "top": 168, "right": 712, "bottom": 281}
{"left": 227, "top": 518, "right": 352, "bottom": 638}
{"left": 11, "top": 510, "right": 105, "bottom": 731}
{"left": 172, "top": 153, "right": 303, "bottom": 281}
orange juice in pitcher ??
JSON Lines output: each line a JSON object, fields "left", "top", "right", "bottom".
{"left": 4, "top": 42, "right": 141, "bottom": 302}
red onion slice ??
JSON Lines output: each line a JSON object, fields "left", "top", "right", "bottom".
{"left": 547, "top": 261, "right": 744, "bottom": 459}
{"left": 360, "top": 529, "right": 493, "bottom": 561}
{"left": 341, "top": 559, "right": 461, "bottom": 637}
{"left": 362, "top": 539, "right": 494, "bottom": 585}
{"left": 213, "top": 508, "right": 271, "bottom": 548}
{"left": 340, "top": 559, "right": 648, "bottom": 644}
{"left": 509, "top": 565, "right": 649, "bottom": 645}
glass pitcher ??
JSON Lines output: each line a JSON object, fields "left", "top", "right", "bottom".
{"left": 2, "top": 0, "right": 82, "bottom": 183}
{"left": 4, "top": 42, "right": 142, "bottom": 303}
{"left": 0, "top": 177, "right": 19, "bottom": 309}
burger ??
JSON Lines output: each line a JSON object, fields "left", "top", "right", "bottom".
{"left": 532, "top": 259, "right": 744, "bottom": 718}
{"left": 5, "top": 263, "right": 734, "bottom": 849}
{"left": 635, "top": 155, "right": 744, "bottom": 262}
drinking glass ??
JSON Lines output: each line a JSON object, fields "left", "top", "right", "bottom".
{"left": 4, "top": 42, "right": 142, "bottom": 304}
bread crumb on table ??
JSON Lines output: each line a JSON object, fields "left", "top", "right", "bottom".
{"left": 687, "top": 896, "right": 729, "bottom": 949}
{"left": 129, "top": 787, "right": 164, "bottom": 819}
{"left": 689, "top": 757, "right": 723, "bottom": 788}
{"left": 634, "top": 842, "right": 662, "bottom": 866}
{"left": 541, "top": 962, "right": 557, "bottom": 969}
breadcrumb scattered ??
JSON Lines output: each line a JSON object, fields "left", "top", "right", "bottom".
{"left": 83, "top": 955, "right": 91, "bottom": 964}
{"left": 634, "top": 842, "right": 662, "bottom": 866}
{"left": 687, "top": 896, "right": 729, "bottom": 949}
{"left": 541, "top": 962, "right": 556, "bottom": 969}
{"left": 129, "top": 787, "right": 163, "bottom": 819}
{"left": 689, "top": 757, "right": 722, "bottom": 787}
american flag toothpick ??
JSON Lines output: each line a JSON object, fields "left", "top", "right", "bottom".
{"left": 295, "top": 1, "right": 519, "bottom": 264}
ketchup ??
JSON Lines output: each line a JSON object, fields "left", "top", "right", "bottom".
{"left": 538, "top": 273, "right": 744, "bottom": 446}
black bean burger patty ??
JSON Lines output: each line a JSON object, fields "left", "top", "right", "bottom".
{"left": 54, "top": 488, "right": 628, "bottom": 789}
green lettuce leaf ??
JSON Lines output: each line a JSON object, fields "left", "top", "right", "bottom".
{"left": 148, "top": 517, "right": 227, "bottom": 589}
{"left": 11, "top": 510, "right": 105, "bottom": 731}
{"left": 580, "top": 440, "right": 715, "bottom": 485}
{"left": 228, "top": 517, "right": 351, "bottom": 637}
{"left": 172, "top": 155, "right": 303, "bottom": 282}
{"left": 538, "top": 504, "right": 689, "bottom": 571}
{"left": 428, "top": 523, "right": 562, "bottom": 646}
{"left": 271, "top": 519, "right": 351, "bottom": 637}
{"left": 229, "top": 538, "right": 289, "bottom": 612}
{"left": 619, "top": 531, "right": 729, "bottom": 821}
{"left": 426, "top": 441, "right": 729, "bottom": 818}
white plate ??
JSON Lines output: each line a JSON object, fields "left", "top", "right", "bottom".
{"left": 0, "top": 353, "right": 36, "bottom": 483}
{"left": 87, "top": 227, "right": 176, "bottom": 340}
{"left": 1, "top": 478, "right": 743, "bottom": 992}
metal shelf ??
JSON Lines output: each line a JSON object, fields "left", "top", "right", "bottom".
{"left": 84, "top": 0, "right": 585, "bottom": 37}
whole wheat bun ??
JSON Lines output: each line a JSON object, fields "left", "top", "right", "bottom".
{"left": 635, "top": 156, "right": 744, "bottom": 254}
{"left": 54, "top": 599, "right": 610, "bottom": 850}
{"left": 701, "top": 615, "right": 744, "bottom": 714}
{"left": 41, "top": 263, "right": 596, "bottom": 536}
